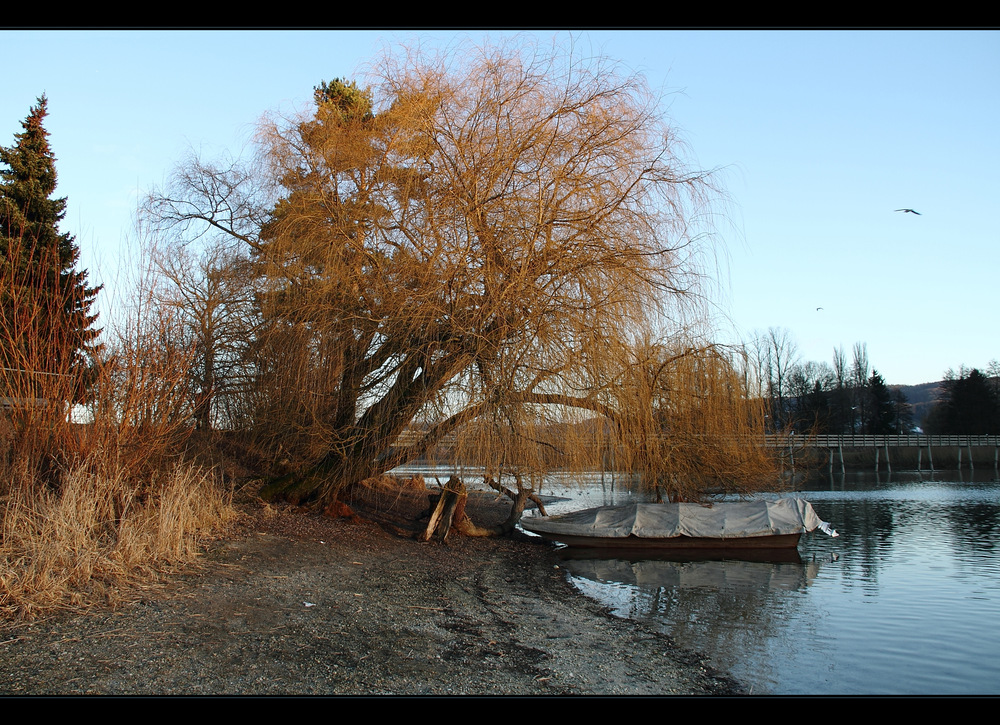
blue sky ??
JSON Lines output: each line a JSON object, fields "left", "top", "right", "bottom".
{"left": 2, "top": 30, "right": 997, "bottom": 385}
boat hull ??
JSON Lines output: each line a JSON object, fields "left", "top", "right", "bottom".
{"left": 530, "top": 531, "right": 802, "bottom": 550}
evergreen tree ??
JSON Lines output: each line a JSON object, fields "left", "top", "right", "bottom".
{"left": 0, "top": 95, "right": 101, "bottom": 400}
{"left": 865, "top": 370, "right": 896, "bottom": 434}
{"left": 926, "top": 368, "right": 1000, "bottom": 434}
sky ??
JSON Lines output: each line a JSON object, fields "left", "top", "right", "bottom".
{"left": 1, "top": 29, "right": 997, "bottom": 386}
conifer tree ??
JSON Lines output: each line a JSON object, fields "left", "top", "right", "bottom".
{"left": 865, "top": 370, "right": 896, "bottom": 434}
{"left": 0, "top": 95, "right": 101, "bottom": 401}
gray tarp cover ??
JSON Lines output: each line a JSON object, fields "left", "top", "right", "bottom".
{"left": 521, "top": 499, "right": 837, "bottom": 540}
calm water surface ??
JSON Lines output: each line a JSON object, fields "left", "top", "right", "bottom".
{"left": 530, "top": 471, "right": 1000, "bottom": 695}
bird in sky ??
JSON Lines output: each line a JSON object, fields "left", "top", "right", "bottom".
{"left": 895, "top": 208, "right": 922, "bottom": 215}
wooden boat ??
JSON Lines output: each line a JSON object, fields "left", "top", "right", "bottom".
{"left": 520, "top": 498, "right": 838, "bottom": 550}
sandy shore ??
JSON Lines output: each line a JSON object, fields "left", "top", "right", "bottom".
{"left": 0, "top": 486, "right": 742, "bottom": 696}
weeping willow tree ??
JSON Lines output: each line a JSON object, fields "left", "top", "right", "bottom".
{"left": 148, "top": 38, "right": 775, "bottom": 529}
{"left": 609, "top": 341, "right": 776, "bottom": 503}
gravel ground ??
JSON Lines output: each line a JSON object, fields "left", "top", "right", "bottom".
{"left": 0, "top": 484, "right": 743, "bottom": 696}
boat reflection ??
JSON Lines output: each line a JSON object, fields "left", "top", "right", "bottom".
{"left": 559, "top": 550, "right": 818, "bottom": 592}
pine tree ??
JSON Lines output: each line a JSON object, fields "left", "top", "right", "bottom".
{"left": 866, "top": 370, "right": 896, "bottom": 434}
{"left": 0, "top": 95, "right": 101, "bottom": 402}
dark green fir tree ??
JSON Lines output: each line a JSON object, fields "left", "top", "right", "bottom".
{"left": 0, "top": 95, "right": 101, "bottom": 401}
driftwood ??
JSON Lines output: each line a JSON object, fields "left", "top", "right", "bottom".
{"left": 419, "top": 475, "right": 552, "bottom": 540}
{"left": 420, "top": 476, "right": 466, "bottom": 542}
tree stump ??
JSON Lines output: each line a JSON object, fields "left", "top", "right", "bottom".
{"left": 420, "top": 476, "right": 466, "bottom": 542}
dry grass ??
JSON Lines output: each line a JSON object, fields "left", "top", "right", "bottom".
{"left": 0, "top": 461, "right": 236, "bottom": 620}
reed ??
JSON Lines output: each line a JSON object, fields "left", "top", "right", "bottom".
{"left": 0, "top": 462, "right": 233, "bottom": 618}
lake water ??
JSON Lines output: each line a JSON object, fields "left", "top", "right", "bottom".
{"left": 529, "top": 470, "right": 1000, "bottom": 695}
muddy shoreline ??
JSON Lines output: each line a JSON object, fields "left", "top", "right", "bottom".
{"left": 1, "top": 490, "right": 744, "bottom": 696}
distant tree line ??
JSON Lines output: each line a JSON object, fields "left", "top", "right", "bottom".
{"left": 744, "top": 331, "right": 912, "bottom": 435}
{"left": 744, "top": 329, "right": 998, "bottom": 436}
{"left": 924, "top": 364, "right": 1000, "bottom": 435}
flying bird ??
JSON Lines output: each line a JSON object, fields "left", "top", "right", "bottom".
{"left": 895, "top": 208, "right": 921, "bottom": 215}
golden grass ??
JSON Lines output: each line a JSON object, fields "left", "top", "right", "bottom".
{"left": 0, "top": 461, "right": 236, "bottom": 619}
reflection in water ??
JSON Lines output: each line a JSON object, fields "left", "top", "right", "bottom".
{"left": 562, "top": 554, "right": 816, "bottom": 591}
{"left": 563, "top": 554, "right": 823, "bottom": 692}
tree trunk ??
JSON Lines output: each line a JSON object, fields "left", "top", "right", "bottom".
{"left": 453, "top": 480, "right": 537, "bottom": 537}
{"left": 258, "top": 451, "right": 378, "bottom": 506}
